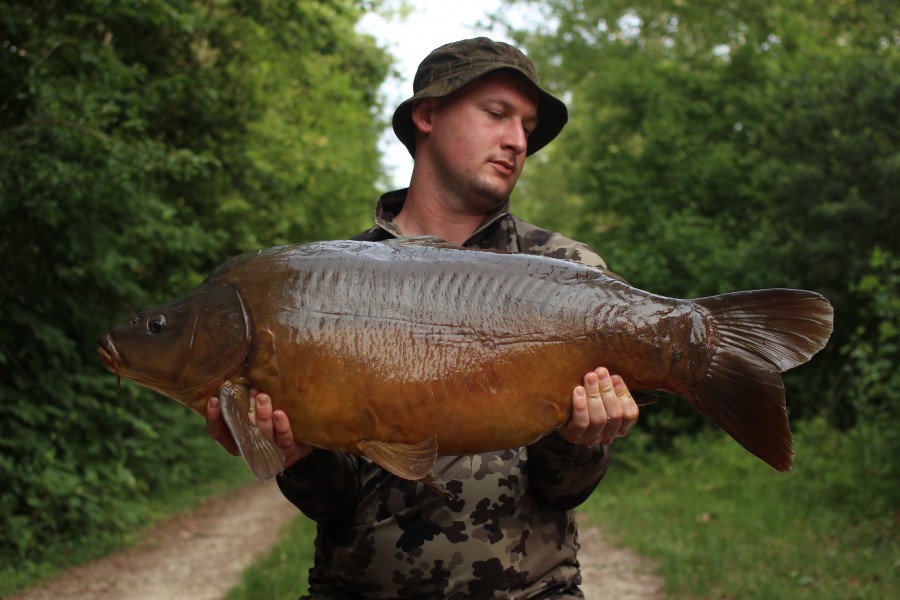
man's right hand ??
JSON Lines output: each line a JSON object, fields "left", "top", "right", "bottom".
{"left": 206, "top": 391, "right": 314, "bottom": 470}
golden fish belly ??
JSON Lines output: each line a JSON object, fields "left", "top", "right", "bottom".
{"left": 260, "top": 336, "right": 602, "bottom": 454}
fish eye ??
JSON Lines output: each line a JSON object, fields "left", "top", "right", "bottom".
{"left": 147, "top": 315, "right": 167, "bottom": 334}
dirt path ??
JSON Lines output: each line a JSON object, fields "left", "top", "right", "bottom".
{"left": 11, "top": 481, "right": 297, "bottom": 600}
{"left": 13, "top": 483, "right": 663, "bottom": 600}
{"left": 576, "top": 516, "right": 665, "bottom": 599}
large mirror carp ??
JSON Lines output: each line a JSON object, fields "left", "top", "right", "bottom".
{"left": 98, "top": 237, "right": 833, "bottom": 489}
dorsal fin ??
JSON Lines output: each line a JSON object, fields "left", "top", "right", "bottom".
{"left": 385, "top": 236, "right": 464, "bottom": 250}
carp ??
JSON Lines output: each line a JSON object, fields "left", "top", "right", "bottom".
{"left": 98, "top": 237, "right": 833, "bottom": 486}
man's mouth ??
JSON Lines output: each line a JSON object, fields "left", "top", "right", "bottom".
{"left": 490, "top": 159, "right": 515, "bottom": 176}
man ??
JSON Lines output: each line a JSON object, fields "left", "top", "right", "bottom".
{"left": 208, "top": 38, "right": 640, "bottom": 598}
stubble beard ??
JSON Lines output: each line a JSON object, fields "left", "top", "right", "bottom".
{"left": 440, "top": 162, "right": 516, "bottom": 216}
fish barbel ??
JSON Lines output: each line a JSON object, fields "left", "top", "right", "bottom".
{"left": 97, "top": 237, "right": 833, "bottom": 486}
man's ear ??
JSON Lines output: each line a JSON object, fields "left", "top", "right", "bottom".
{"left": 411, "top": 98, "right": 437, "bottom": 134}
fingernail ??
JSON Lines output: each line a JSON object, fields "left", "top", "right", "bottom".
{"left": 209, "top": 397, "right": 218, "bottom": 409}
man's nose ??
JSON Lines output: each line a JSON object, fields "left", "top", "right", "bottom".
{"left": 502, "top": 120, "right": 528, "bottom": 155}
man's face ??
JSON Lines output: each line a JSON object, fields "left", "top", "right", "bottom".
{"left": 421, "top": 71, "right": 540, "bottom": 214}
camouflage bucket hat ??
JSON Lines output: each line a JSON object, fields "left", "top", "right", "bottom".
{"left": 392, "top": 37, "right": 568, "bottom": 157}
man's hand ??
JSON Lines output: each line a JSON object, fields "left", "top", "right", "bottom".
{"left": 206, "top": 391, "right": 314, "bottom": 469}
{"left": 558, "top": 367, "right": 640, "bottom": 447}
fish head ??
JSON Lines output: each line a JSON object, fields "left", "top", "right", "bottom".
{"left": 98, "top": 284, "right": 250, "bottom": 414}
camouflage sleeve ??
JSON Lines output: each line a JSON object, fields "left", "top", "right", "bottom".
{"left": 550, "top": 235, "right": 607, "bottom": 269}
{"left": 527, "top": 432, "right": 610, "bottom": 510}
{"left": 276, "top": 450, "right": 361, "bottom": 522}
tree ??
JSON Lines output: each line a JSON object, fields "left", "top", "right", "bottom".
{"left": 0, "top": 0, "right": 390, "bottom": 566}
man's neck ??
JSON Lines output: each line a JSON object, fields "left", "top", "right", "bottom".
{"left": 395, "top": 180, "right": 487, "bottom": 246}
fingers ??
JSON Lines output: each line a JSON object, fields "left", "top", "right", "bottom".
{"left": 252, "top": 390, "right": 275, "bottom": 440}
{"left": 612, "top": 375, "right": 640, "bottom": 438}
{"left": 272, "top": 409, "right": 315, "bottom": 469}
{"left": 255, "top": 391, "right": 314, "bottom": 469}
{"left": 559, "top": 367, "right": 641, "bottom": 447}
{"left": 208, "top": 390, "right": 312, "bottom": 469}
{"left": 585, "top": 367, "right": 619, "bottom": 446}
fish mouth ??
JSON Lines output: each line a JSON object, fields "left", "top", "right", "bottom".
{"left": 97, "top": 333, "right": 123, "bottom": 391}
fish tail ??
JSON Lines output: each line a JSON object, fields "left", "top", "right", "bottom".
{"left": 687, "top": 289, "right": 834, "bottom": 471}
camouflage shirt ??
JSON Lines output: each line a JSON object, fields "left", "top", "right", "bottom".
{"left": 277, "top": 189, "right": 610, "bottom": 599}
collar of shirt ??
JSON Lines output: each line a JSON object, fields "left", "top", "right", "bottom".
{"left": 373, "top": 188, "right": 512, "bottom": 247}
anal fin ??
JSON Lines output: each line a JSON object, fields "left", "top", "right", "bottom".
{"left": 218, "top": 382, "right": 285, "bottom": 483}
{"left": 360, "top": 436, "right": 439, "bottom": 482}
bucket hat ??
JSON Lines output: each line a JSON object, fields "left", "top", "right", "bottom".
{"left": 392, "top": 37, "right": 568, "bottom": 157}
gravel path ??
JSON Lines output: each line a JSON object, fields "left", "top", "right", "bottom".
{"left": 12, "top": 483, "right": 664, "bottom": 599}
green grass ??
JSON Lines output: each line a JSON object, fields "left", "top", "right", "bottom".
{"left": 224, "top": 513, "right": 317, "bottom": 600}
{"left": 582, "top": 426, "right": 899, "bottom": 599}
{"left": 0, "top": 448, "right": 253, "bottom": 598}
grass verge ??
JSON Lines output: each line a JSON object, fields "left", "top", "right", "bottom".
{"left": 581, "top": 425, "right": 899, "bottom": 599}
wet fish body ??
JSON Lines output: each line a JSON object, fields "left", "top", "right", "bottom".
{"left": 98, "top": 238, "right": 833, "bottom": 485}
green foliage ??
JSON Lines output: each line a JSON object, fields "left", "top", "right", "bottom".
{"left": 780, "top": 248, "right": 900, "bottom": 522}
{"left": 501, "top": 0, "right": 899, "bottom": 428}
{"left": 820, "top": 249, "right": 900, "bottom": 510}
{"left": 0, "top": 0, "right": 389, "bottom": 577}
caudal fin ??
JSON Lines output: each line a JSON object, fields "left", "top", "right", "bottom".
{"left": 688, "top": 289, "right": 833, "bottom": 471}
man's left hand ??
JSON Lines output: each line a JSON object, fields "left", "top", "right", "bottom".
{"left": 558, "top": 367, "right": 640, "bottom": 447}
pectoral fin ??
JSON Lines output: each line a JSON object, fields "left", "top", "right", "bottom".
{"left": 218, "top": 382, "right": 285, "bottom": 483}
